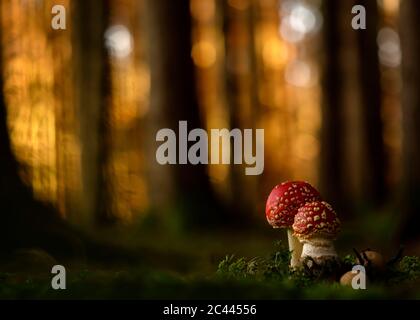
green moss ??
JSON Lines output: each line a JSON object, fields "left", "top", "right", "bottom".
{"left": 214, "top": 244, "right": 420, "bottom": 299}
{"left": 399, "top": 256, "right": 420, "bottom": 280}
{"left": 1, "top": 241, "right": 420, "bottom": 299}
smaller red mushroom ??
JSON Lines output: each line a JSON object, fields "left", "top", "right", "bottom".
{"left": 266, "top": 181, "right": 321, "bottom": 267}
{"left": 292, "top": 201, "right": 340, "bottom": 265}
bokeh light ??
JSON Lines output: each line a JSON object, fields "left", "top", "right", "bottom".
{"left": 377, "top": 27, "right": 401, "bottom": 68}
{"left": 105, "top": 25, "right": 133, "bottom": 59}
{"left": 279, "top": 1, "right": 322, "bottom": 43}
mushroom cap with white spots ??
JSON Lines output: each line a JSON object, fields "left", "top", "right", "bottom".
{"left": 265, "top": 181, "right": 322, "bottom": 228}
{"left": 292, "top": 201, "right": 341, "bottom": 240}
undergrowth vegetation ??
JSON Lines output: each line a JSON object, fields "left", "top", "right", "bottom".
{"left": 1, "top": 241, "right": 420, "bottom": 299}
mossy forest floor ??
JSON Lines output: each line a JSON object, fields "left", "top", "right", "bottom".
{"left": 1, "top": 219, "right": 420, "bottom": 299}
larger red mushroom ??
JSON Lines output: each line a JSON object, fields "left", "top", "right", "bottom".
{"left": 265, "top": 181, "right": 321, "bottom": 268}
{"left": 292, "top": 200, "right": 341, "bottom": 265}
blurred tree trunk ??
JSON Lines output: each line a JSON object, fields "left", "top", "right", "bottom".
{"left": 145, "top": 0, "right": 224, "bottom": 228}
{"left": 400, "top": 0, "right": 420, "bottom": 240}
{"left": 0, "top": 38, "right": 22, "bottom": 200}
{"left": 355, "top": 0, "right": 387, "bottom": 206}
{"left": 223, "top": 1, "right": 243, "bottom": 218}
{"left": 222, "top": 1, "right": 258, "bottom": 223}
{"left": 320, "top": 0, "right": 345, "bottom": 212}
{"left": 73, "top": 0, "right": 114, "bottom": 225}
{"left": 0, "top": 5, "right": 82, "bottom": 258}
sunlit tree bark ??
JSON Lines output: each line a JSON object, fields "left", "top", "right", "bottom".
{"left": 0, "top": 5, "right": 82, "bottom": 258}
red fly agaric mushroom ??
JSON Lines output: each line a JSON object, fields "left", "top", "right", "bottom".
{"left": 266, "top": 181, "right": 322, "bottom": 267}
{"left": 292, "top": 200, "right": 340, "bottom": 265}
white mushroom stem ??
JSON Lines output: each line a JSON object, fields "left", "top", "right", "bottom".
{"left": 300, "top": 236, "right": 337, "bottom": 264}
{"left": 287, "top": 229, "right": 303, "bottom": 268}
